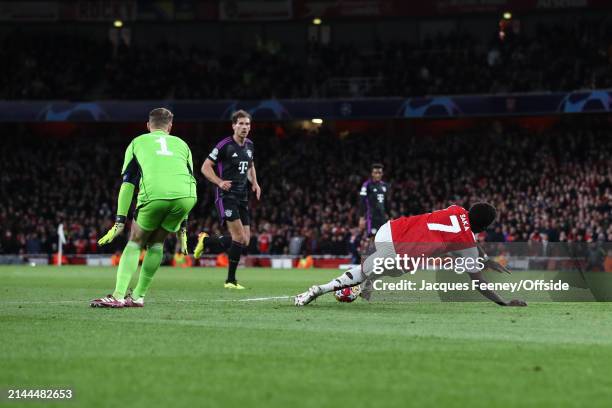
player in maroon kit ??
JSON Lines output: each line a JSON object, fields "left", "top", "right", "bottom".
{"left": 294, "top": 203, "right": 527, "bottom": 307}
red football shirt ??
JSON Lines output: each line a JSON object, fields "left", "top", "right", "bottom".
{"left": 389, "top": 205, "right": 476, "bottom": 256}
{"left": 258, "top": 233, "right": 271, "bottom": 253}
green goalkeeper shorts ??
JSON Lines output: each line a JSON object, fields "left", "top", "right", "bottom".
{"left": 134, "top": 197, "right": 196, "bottom": 233}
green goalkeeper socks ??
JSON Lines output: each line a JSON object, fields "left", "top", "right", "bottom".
{"left": 133, "top": 243, "right": 164, "bottom": 299}
{"left": 112, "top": 241, "right": 141, "bottom": 299}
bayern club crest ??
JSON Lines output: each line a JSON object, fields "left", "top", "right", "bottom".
{"left": 247, "top": 149, "right": 252, "bottom": 158}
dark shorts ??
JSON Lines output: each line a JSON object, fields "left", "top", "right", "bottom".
{"left": 216, "top": 194, "right": 250, "bottom": 226}
{"left": 366, "top": 217, "right": 386, "bottom": 237}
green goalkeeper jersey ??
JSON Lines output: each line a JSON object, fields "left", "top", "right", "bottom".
{"left": 121, "top": 129, "right": 197, "bottom": 206}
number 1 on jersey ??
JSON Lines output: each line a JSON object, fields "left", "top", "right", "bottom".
{"left": 427, "top": 215, "right": 461, "bottom": 233}
{"left": 155, "top": 137, "right": 173, "bottom": 156}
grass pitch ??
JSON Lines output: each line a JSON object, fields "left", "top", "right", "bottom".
{"left": 1, "top": 266, "right": 612, "bottom": 408}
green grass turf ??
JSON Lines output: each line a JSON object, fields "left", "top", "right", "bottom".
{"left": 1, "top": 265, "right": 612, "bottom": 408}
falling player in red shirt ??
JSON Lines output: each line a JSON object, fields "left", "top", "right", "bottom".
{"left": 294, "top": 203, "right": 527, "bottom": 307}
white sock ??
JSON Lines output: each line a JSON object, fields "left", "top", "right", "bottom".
{"left": 318, "top": 265, "right": 366, "bottom": 294}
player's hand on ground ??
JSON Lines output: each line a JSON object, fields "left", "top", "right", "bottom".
{"left": 177, "top": 227, "right": 188, "bottom": 255}
{"left": 252, "top": 183, "right": 261, "bottom": 200}
{"left": 504, "top": 299, "right": 527, "bottom": 307}
{"left": 98, "top": 222, "right": 125, "bottom": 245}
{"left": 485, "top": 259, "right": 511, "bottom": 274}
{"left": 218, "top": 180, "right": 232, "bottom": 191}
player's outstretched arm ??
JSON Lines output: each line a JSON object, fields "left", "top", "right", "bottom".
{"left": 98, "top": 182, "right": 135, "bottom": 245}
{"left": 468, "top": 271, "right": 527, "bottom": 306}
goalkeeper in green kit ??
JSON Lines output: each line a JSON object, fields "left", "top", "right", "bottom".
{"left": 90, "top": 108, "right": 197, "bottom": 308}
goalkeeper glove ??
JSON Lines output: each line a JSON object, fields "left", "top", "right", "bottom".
{"left": 177, "top": 221, "right": 188, "bottom": 255}
{"left": 98, "top": 216, "right": 126, "bottom": 246}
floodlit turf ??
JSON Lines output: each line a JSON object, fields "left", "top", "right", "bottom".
{"left": 1, "top": 266, "right": 612, "bottom": 408}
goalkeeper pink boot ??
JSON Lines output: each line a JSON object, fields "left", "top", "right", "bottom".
{"left": 123, "top": 293, "right": 144, "bottom": 308}
{"left": 90, "top": 294, "right": 125, "bottom": 308}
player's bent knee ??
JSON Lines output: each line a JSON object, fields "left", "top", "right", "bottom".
{"left": 229, "top": 231, "right": 243, "bottom": 244}
{"left": 129, "top": 234, "right": 147, "bottom": 247}
{"left": 148, "top": 228, "right": 169, "bottom": 246}
{"left": 129, "top": 222, "right": 153, "bottom": 246}
{"left": 229, "top": 229, "right": 248, "bottom": 246}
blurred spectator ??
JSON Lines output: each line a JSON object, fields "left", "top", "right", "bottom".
{"left": 258, "top": 228, "right": 272, "bottom": 254}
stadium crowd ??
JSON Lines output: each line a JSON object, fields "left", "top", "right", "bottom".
{"left": 0, "top": 119, "right": 610, "bottom": 258}
{"left": 2, "top": 19, "right": 611, "bottom": 100}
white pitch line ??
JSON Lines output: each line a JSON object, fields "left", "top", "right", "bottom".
{"left": 237, "top": 295, "right": 292, "bottom": 302}
{"left": 0, "top": 296, "right": 293, "bottom": 306}
{"left": 178, "top": 295, "right": 292, "bottom": 303}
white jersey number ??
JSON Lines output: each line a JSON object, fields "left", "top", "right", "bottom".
{"left": 427, "top": 215, "right": 461, "bottom": 234}
{"left": 155, "top": 137, "right": 174, "bottom": 156}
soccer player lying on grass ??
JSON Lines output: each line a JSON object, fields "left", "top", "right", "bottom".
{"left": 91, "top": 108, "right": 197, "bottom": 308}
{"left": 295, "top": 203, "right": 527, "bottom": 307}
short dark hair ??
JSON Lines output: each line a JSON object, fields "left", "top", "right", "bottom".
{"left": 371, "top": 163, "right": 384, "bottom": 171}
{"left": 231, "top": 110, "right": 252, "bottom": 124}
{"left": 468, "top": 202, "right": 497, "bottom": 233}
{"left": 149, "top": 108, "right": 173, "bottom": 128}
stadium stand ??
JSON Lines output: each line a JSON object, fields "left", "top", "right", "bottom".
{"left": 2, "top": 19, "right": 611, "bottom": 100}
